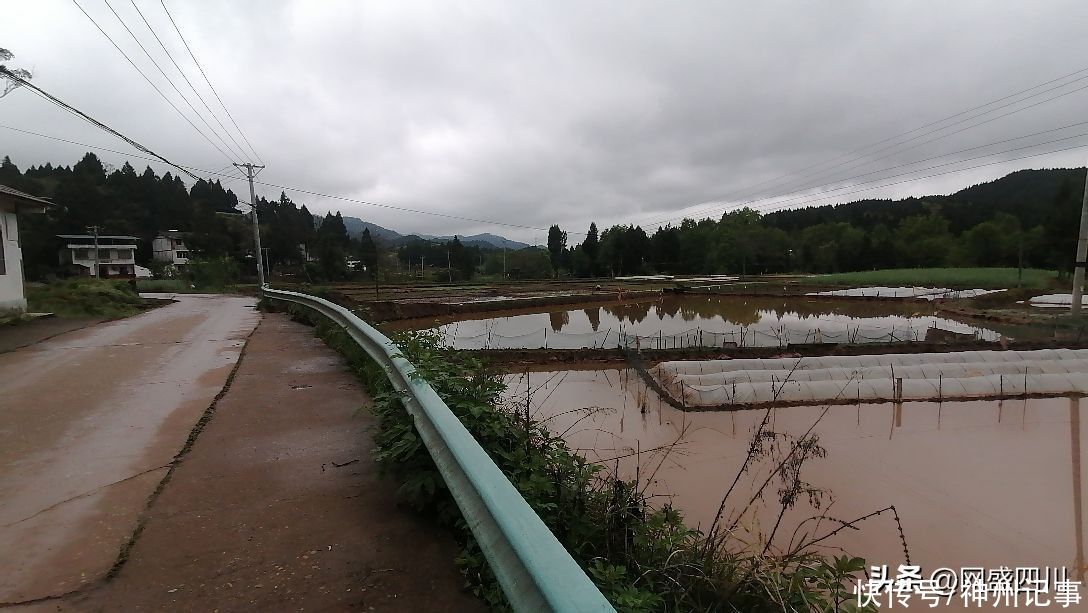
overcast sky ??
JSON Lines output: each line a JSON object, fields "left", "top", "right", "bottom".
{"left": 5, "top": 1, "right": 1088, "bottom": 242}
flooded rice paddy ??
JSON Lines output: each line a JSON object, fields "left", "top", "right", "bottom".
{"left": 423, "top": 295, "right": 1000, "bottom": 349}
{"left": 503, "top": 368, "right": 1086, "bottom": 580}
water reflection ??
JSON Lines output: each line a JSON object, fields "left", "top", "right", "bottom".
{"left": 548, "top": 310, "right": 569, "bottom": 332}
{"left": 428, "top": 295, "right": 1000, "bottom": 349}
{"left": 585, "top": 307, "right": 601, "bottom": 332}
{"left": 504, "top": 368, "right": 1087, "bottom": 578}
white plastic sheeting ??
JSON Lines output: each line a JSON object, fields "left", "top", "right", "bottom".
{"left": 652, "top": 348, "right": 1088, "bottom": 406}
{"left": 807, "top": 287, "right": 1005, "bottom": 300}
{"left": 1028, "top": 294, "right": 1074, "bottom": 308}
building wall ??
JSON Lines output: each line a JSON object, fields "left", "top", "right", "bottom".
{"left": 0, "top": 208, "right": 28, "bottom": 312}
{"left": 152, "top": 235, "right": 190, "bottom": 265}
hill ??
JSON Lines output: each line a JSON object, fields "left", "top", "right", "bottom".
{"left": 334, "top": 216, "right": 402, "bottom": 240}
{"left": 335, "top": 215, "right": 529, "bottom": 249}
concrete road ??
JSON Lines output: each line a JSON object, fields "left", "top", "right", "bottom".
{"left": 0, "top": 294, "right": 259, "bottom": 604}
{"left": 54, "top": 313, "right": 482, "bottom": 612}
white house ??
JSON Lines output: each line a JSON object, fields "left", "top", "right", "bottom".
{"left": 0, "top": 185, "right": 50, "bottom": 312}
{"left": 152, "top": 230, "right": 191, "bottom": 266}
{"left": 58, "top": 234, "right": 139, "bottom": 278}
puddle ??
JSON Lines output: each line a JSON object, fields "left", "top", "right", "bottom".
{"left": 418, "top": 295, "right": 1001, "bottom": 349}
{"left": 503, "top": 368, "right": 1087, "bottom": 579}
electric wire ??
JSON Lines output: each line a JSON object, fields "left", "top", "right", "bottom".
{"left": 640, "top": 66, "right": 1088, "bottom": 228}
{"left": 649, "top": 125, "right": 1088, "bottom": 226}
{"left": 98, "top": 0, "right": 245, "bottom": 162}
{"left": 0, "top": 122, "right": 551, "bottom": 232}
{"left": 0, "top": 71, "right": 201, "bottom": 181}
{"left": 641, "top": 80, "right": 1088, "bottom": 229}
{"left": 128, "top": 0, "right": 252, "bottom": 163}
{"left": 160, "top": 0, "right": 264, "bottom": 164}
{"left": 69, "top": 0, "right": 236, "bottom": 166}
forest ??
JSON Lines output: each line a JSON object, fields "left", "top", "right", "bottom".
{"left": 3, "top": 151, "right": 1085, "bottom": 281}
{"left": 551, "top": 167, "right": 1087, "bottom": 277}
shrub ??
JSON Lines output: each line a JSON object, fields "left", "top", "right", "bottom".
{"left": 186, "top": 257, "right": 239, "bottom": 290}
{"left": 284, "top": 304, "right": 876, "bottom": 612}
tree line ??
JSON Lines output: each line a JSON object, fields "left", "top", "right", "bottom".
{"left": 0, "top": 152, "right": 479, "bottom": 281}
{"left": 545, "top": 168, "right": 1087, "bottom": 277}
{"left": 5, "top": 152, "right": 1084, "bottom": 282}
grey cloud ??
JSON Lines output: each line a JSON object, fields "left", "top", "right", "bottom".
{"left": 4, "top": 0, "right": 1088, "bottom": 243}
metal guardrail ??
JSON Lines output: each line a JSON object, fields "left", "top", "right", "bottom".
{"left": 262, "top": 288, "right": 615, "bottom": 612}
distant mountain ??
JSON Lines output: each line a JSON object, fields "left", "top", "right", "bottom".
{"left": 337, "top": 216, "right": 402, "bottom": 240}
{"left": 943, "top": 167, "right": 1084, "bottom": 207}
{"left": 334, "top": 215, "right": 529, "bottom": 249}
{"left": 420, "top": 233, "right": 529, "bottom": 249}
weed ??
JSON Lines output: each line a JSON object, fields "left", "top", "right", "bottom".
{"left": 26, "top": 279, "right": 145, "bottom": 318}
{"left": 285, "top": 304, "right": 879, "bottom": 611}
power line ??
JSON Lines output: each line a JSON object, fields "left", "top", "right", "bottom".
{"left": 1, "top": 121, "right": 552, "bottom": 233}
{"left": 252, "top": 180, "right": 554, "bottom": 233}
{"left": 0, "top": 69, "right": 201, "bottom": 181}
{"left": 640, "top": 64, "right": 1088, "bottom": 228}
{"left": 760, "top": 77, "right": 1088, "bottom": 203}
{"left": 0, "top": 123, "right": 247, "bottom": 187}
{"left": 642, "top": 119, "right": 1088, "bottom": 229}
{"left": 127, "top": 0, "right": 253, "bottom": 163}
{"left": 751, "top": 141, "right": 1088, "bottom": 217}
{"left": 98, "top": 0, "right": 245, "bottom": 162}
{"left": 160, "top": 0, "right": 263, "bottom": 164}
{"left": 641, "top": 79, "right": 1088, "bottom": 230}
{"left": 69, "top": 0, "right": 236, "bottom": 165}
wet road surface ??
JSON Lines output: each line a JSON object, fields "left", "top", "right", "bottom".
{"left": 0, "top": 294, "right": 259, "bottom": 603}
{"left": 50, "top": 312, "right": 481, "bottom": 612}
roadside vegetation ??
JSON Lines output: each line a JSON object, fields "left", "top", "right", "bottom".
{"left": 26, "top": 278, "right": 145, "bottom": 317}
{"left": 282, "top": 302, "right": 880, "bottom": 612}
{"left": 816, "top": 267, "right": 1058, "bottom": 289}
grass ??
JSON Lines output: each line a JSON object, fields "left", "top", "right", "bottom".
{"left": 26, "top": 279, "right": 146, "bottom": 318}
{"left": 281, "top": 302, "right": 875, "bottom": 612}
{"left": 815, "top": 267, "right": 1059, "bottom": 289}
{"left": 136, "top": 279, "right": 193, "bottom": 292}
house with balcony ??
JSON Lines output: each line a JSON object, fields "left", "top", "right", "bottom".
{"left": 152, "top": 230, "right": 191, "bottom": 267}
{"left": 0, "top": 185, "right": 50, "bottom": 312}
{"left": 58, "top": 234, "right": 139, "bottom": 278}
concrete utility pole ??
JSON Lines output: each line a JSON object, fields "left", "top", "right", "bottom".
{"left": 234, "top": 163, "right": 267, "bottom": 287}
{"left": 86, "top": 225, "right": 100, "bottom": 278}
{"left": 447, "top": 247, "right": 452, "bottom": 283}
{"left": 1073, "top": 168, "right": 1088, "bottom": 316}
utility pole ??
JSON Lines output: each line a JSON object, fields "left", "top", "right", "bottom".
{"left": 86, "top": 225, "right": 100, "bottom": 278}
{"left": 447, "top": 247, "right": 452, "bottom": 283}
{"left": 1074, "top": 169, "right": 1088, "bottom": 316}
{"left": 503, "top": 245, "right": 507, "bottom": 280}
{"left": 234, "top": 162, "right": 267, "bottom": 287}
{"left": 420, "top": 255, "right": 425, "bottom": 280}
{"left": 1018, "top": 232, "right": 1024, "bottom": 289}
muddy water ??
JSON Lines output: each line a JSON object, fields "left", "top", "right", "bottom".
{"left": 504, "top": 369, "right": 1087, "bottom": 582}
{"left": 422, "top": 295, "right": 1000, "bottom": 349}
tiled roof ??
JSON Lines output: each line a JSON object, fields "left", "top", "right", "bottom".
{"left": 0, "top": 183, "right": 51, "bottom": 207}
